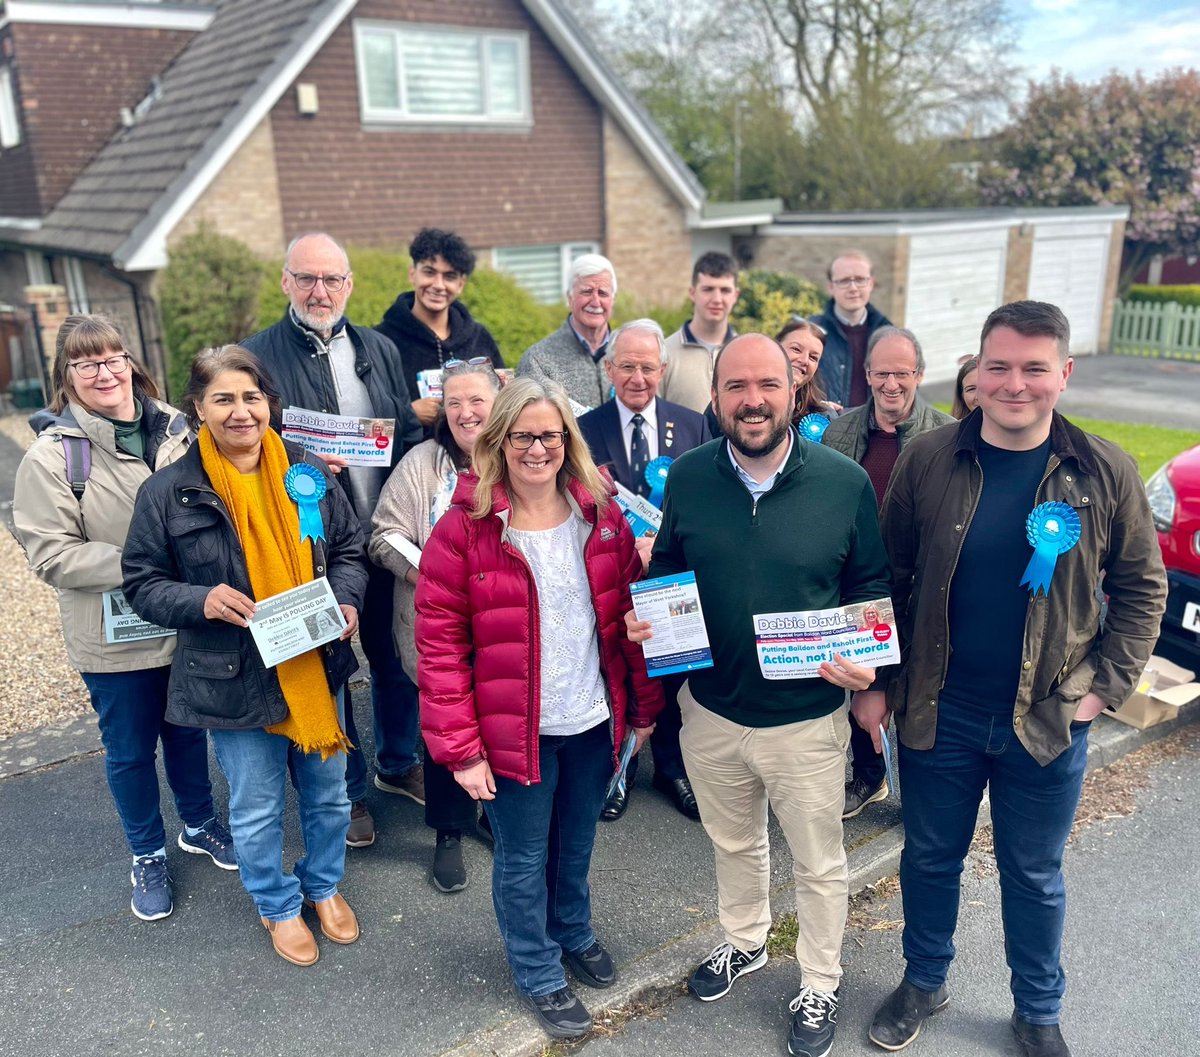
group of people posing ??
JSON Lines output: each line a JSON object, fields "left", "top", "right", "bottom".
{"left": 11, "top": 230, "right": 1166, "bottom": 1057}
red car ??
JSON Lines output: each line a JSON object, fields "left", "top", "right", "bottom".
{"left": 1146, "top": 443, "right": 1200, "bottom": 665}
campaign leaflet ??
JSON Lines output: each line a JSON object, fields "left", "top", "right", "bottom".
{"left": 613, "top": 481, "right": 662, "bottom": 539}
{"left": 102, "top": 589, "right": 175, "bottom": 644}
{"left": 281, "top": 407, "right": 394, "bottom": 467}
{"left": 630, "top": 571, "right": 714, "bottom": 678}
{"left": 753, "top": 597, "right": 900, "bottom": 680}
{"left": 416, "top": 367, "right": 514, "bottom": 400}
{"left": 247, "top": 578, "right": 347, "bottom": 669}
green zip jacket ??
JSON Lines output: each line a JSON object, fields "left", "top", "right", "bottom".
{"left": 648, "top": 431, "right": 892, "bottom": 727}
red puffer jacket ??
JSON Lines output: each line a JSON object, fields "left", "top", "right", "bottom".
{"left": 415, "top": 472, "right": 664, "bottom": 785}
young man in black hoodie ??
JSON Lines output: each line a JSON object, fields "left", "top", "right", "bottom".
{"left": 377, "top": 228, "right": 505, "bottom": 428}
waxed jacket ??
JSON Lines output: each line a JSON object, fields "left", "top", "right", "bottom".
{"left": 822, "top": 396, "right": 955, "bottom": 464}
{"left": 880, "top": 410, "right": 1167, "bottom": 765}
{"left": 414, "top": 473, "right": 664, "bottom": 785}
{"left": 12, "top": 395, "right": 190, "bottom": 674}
{"left": 810, "top": 299, "right": 891, "bottom": 407}
{"left": 121, "top": 442, "right": 368, "bottom": 730}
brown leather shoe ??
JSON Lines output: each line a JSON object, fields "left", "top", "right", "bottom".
{"left": 304, "top": 893, "right": 360, "bottom": 944}
{"left": 260, "top": 915, "right": 318, "bottom": 966}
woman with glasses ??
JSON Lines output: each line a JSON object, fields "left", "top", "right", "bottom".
{"left": 369, "top": 358, "right": 503, "bottom": 893}
{"left": 12, "top": 315, "right": 234, "bottom": 922}
{"left": 415, "top": 377, "right": 663, "bottom": 1040}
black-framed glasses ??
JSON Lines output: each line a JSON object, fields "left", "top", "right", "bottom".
{"left": 506, "top": 430, "right": 568, "bottom": 450}
{"left": 69, "top": 354, "right": 131, "bottom": 379}
{"left": 285, "top": 269, "right": 350, "bottom": 292}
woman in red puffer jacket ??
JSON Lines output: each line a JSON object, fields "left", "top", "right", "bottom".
{"left": 416, "top": 377, "right": 663, "bottom": 1041}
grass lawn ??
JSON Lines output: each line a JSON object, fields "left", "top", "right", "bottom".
{"left": 933, "top": 406, "right": 1200, "bottom": 481}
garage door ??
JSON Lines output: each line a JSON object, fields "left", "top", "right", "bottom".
{"left": 905, "top": 227, "right": 1008, "bottom": 383}
{"left": 1027, "top": 221, "right": 1111, "bottom": 354}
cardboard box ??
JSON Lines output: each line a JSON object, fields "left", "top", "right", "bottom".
{"left": 1108, "top": 655, "right": 1200, "bottom": 730}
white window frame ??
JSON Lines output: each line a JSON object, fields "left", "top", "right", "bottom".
{"left": 63, "top": 257, "right": 90, "bottom": 314}
{"left": 0, "top": 66, "right": 21, "bottom": 149}
{"left": 24, "top": 250, "right": 50, "bottom": 286}
{"left": 353, "top": 19, "right": 531, "bottom": 127}
{"left": 493, "top": 241, "right": 601, "bottom": 304}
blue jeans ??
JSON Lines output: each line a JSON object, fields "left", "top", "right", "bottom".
{"left": 344, "top": 563, "right": 420, "bottom": 800}
{"left": 82, "top": 667, "right": 214, "bottom": 857}
{"left": 484, "top": 720, "right": 613, "bottom": 998}
{"left": 210, "top": 690, "right": 350, "bottom": 921}
{"left": 897, "top": 702, "right": 1089, "bottom": 1024}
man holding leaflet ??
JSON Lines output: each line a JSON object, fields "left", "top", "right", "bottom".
{"left": 627, "top": 333, "right": 891, "bottom": 1057}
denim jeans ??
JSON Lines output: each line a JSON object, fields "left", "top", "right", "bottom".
{"left": 897, "top": 701, "right": 1089, "bottom": 1024}
{"left": 82, "top": 667, "right": 214, "bottom": 857}
{"left": 210, "top": 690, "right": 350, "bottom": 921}
{"left": 484, "top": 720, "right": 613, "bottom": 998}
{"left": 344, "top": 563, "right": 420, "bottom": 800}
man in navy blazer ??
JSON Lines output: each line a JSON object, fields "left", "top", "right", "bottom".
{"left": 578, "top": 319, "right": 711, "bottom": 823}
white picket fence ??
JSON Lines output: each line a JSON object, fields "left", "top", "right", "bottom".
{"left": 1111, "top": 299, "right": 1200, "bottom": 361}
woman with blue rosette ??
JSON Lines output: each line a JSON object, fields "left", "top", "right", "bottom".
{"left": 122, "top": 345, "right": 368, "bottom": 968}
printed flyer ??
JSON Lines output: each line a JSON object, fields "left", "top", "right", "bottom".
{"left": 753, "top": 597, "right": 900, "bottom": 680}
{"left": 613, "top": 481, "right": 662, "bottom": 538}
{"left": 281, "top": 407, "right": 394, "bottom": 467}
{"left": 630, "top": 571, "right": 714, "bottom": 678}
{"left": 248, "top": 578, "right": 346, "bottom": 669}
{"left": 102, "top": 589, "right": 175, "bottom": 644}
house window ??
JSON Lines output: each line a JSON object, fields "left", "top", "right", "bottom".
{"left": 494, "top": 242, "right": 601, "bottom": 304}
{"left": 354, "top": 21, "right": 530, "bottom": 125}
{"left": 0, "top": 67, "right": 21, "bottom": 149}
{"left": 63, "top": 258, "right": 90, "bottom": 314}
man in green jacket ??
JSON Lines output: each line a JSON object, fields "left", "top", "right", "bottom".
{"left": 853, "top": 301, "right": 1166, "bottom": 1057}
{"left": 630, "top": 333, "right": 892, "bottom": 1057}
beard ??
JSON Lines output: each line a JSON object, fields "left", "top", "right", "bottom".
{"left": 719, "top": 403, "right": 790, "bottom": 459}
{"left": 292, "top": 296, "right": 340, "bottom": 335}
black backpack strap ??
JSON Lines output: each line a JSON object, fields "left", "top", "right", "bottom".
{"left": 60, "top": 435, "right": 91, "bottom": 500}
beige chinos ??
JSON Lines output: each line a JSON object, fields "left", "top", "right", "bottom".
{"left": 679, "top": 680, "right": 850, "bottom": 994}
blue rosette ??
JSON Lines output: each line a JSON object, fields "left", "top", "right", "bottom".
{"left": 798, "top": 413, "right": 830, "bottom": 443}
{"left": 1019, "top": 501, "right": 1081, "bottom": 596}
{"left": 285, "top": 463, "right": 328, "bottom": 543}
{"left": 644, "top": 455, "right": 673, "bottom": 509}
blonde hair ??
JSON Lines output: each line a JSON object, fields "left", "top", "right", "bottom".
{"left": 49, "top": 314, "right": 160, "bottom": 413}
{"left": 469, "top": 377, "right": 609, "bottom": 519}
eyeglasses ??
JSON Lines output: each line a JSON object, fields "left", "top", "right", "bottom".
{"left": 831, "top": 276, "right": 872, "bottom": 289}
{"left": 285, "top": 269, "right": 350, "bottom": 292}
{"left": 868, "top": 370, "right": 916, "bottom": 382}
{"left": 506, "top": 430, "right": 568, "bottom": 450}
{"left": 69, "top": 354, "right": 130, "bottom": 379}
{"left": 613, "top": 363, "right": 662, "bottom": 377}
{"left": 443, "top": 357, "right": 492, "bottom": 374}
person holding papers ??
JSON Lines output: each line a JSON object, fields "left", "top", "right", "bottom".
{"left": 626, "top": 334, "right": 891, "bottom": 1057}
{"left": 577, "top": 319, "right": 709, "bottom": 822}
{"left": 369, "top": 358, "right": 502, "bottom": 894}
{"left": 415, "top": 378, "right": 663, "bottom": 1041}
{"left": 123, "top": 346, "right": 368, "bottom": 968}
{"left": 13, "top": 314, "right": 233, "bottom": 923}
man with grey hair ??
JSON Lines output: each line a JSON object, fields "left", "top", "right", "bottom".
{"left": 242, "top": 232, "right": 424, "bottom": 850}
{"left": 822, "top": 325, "right": 954, "bottom": 819}
{"left": 517, "top": 254, "right": 618, "bottom": 407}
{"left": 578, "top": 319, "right": 710, "bottom": 821}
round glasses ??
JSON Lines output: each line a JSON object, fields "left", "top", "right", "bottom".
{"left": 69, "top": 354, "right": 131, "bottom": 379}
{"left": 506, "top": 431, "right": 567, "bottom": 450}
{"left": 285, "top": 269, "right": 349, "bottom": 292}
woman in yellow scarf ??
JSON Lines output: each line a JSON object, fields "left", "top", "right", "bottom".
{"left": 123, "top": 346, "right": 369, "bottom": 967}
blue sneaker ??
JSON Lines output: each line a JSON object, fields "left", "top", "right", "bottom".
{"left": 177, "top": 817, "right": 238, "bottom": 870}
{"left": 130, "top": 856, "right": 173, "bottom": 921}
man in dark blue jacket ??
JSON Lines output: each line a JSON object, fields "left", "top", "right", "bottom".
{"left": 810, "top": 250, "right": 891, "bottom": 409}
{"left": 242, "top": 233, "right": 424, "bottom": 849}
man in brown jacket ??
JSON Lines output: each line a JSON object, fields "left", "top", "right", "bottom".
{"left": 852, "top": 301, "right": 1166, "bottom": 1057}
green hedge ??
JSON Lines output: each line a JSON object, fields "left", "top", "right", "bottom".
{"left": 732, "top": 269, "right": 824, "bottom": 336}
{"left": 1127, "top": 284, "right": 1200, "bottom": 308}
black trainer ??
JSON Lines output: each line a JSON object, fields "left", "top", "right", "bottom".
{"left": 520, "top": 986, "right": 593, "bottom": 1040}
{"left": 1011, "top": 1013, "right": 1071, "bottom": 1057}
{"left": 431, "top": 833, "right": 467, "bottom": 893}
{"left": 788, "top": 985, "right": 839, "bottom": 1057}
{"left": 869, "top": 979, "right": 950, "bottom": 1051}
{"left": 563, "top": 941, "right": 616, "bottom": 988}
{"left": 687, "top": 941, "right": 767, "bottom": 1001}
{"left": 843, "top": 776, "right": 888, "bottom": 819}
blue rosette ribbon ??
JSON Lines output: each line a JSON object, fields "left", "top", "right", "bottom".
{"left": 644, "top": 455, "right": 673, "bottom": 509}
{"left": 285, "top": 463, "right": 327, "bottom": 543}
{"left": 798, "top": 413, "right": 830, "bottom": 443}
{"left": 1019, "top": 501, "right": 1081, "bottom": 596}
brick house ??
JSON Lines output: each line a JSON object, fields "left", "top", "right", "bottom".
{"left": 0, "top": 0, "right": 741, "bottom": 386}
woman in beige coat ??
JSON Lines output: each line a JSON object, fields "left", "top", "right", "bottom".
{"left": 369, "top": 358, "right": 501, "bottom": 893}
{"left": 12, "top": 315, "right": 234, "bottom": 922}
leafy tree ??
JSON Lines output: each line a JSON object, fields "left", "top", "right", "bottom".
{"left": 979, "top": 69, "right": 1200, "bottom": 291}
{"left": 159, "top": 224, "right": 261, "bottom": 401}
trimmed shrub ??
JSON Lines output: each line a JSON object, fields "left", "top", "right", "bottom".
{"left": 732, "top": 269, "right": 823, "bottom": 336}
{"left": 159, "top": 224, "right": 263, "bottom": 401}
{"left": 1127, "top": 284, "right": 1200, "bottom": 308}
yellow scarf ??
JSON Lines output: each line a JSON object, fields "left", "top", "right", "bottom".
{"left": 198, "top": 426, "right": 349, "bottom": 758}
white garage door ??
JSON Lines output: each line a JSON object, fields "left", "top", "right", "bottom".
{"left": 1027, "top": 221, "right": 1111, "bottom": 354}
{"left": 905, "top": 227, "right": 1008, "bottom": 383}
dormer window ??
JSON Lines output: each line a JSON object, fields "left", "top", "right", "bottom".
{"left": 0, "top": 67, "right": 21, "bottom": 148}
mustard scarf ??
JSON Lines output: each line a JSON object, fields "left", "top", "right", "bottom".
{"left": 198, "top": 425, "right": 349, "bottom": 757}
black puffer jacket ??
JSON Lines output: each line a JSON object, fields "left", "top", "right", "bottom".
{"left": 121, "top": 442, "right": 368, "bottom": 730}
